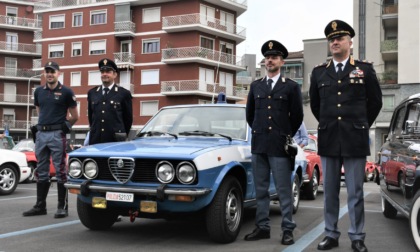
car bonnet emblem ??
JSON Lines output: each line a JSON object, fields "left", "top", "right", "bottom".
{"left": 117, "top": 159, "right": 124, "bottom": 168}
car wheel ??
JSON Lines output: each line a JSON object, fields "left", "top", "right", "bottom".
{"left": 0, "top": 164, "right": 19, "bottom": 195}
{"left": 409, "top": 191, "right": 420, "bottom": 250}
{"left": 398, "top": 173, "right": 405, "bottom": 195}
{"left": 205, "top": 176, "right": 243, "bottom": 244}
{"left": 292, "top": 175, "right": 300, "bottom": 214}
{"left": 303, "top": 169, "right": 318, "bottom": 200}
{"left": 24, "top": 162, "right": 37, "bottom": 183}
{"left": 77, "top": 197, "right": 118, "bottom": 230}
{"left": 381, "top": 195, "right": 398, "bottom": 219}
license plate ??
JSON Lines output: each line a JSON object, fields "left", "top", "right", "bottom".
{"left": 106, "top": 192, "right": 134, "bottom": 202}
{"left": 140, "top": 201, "right": 157, "bottom": 213}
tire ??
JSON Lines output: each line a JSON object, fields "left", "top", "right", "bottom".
{"left": 399, "top": 173, "right": 405, "bottom": 195}
{"left": 24, "top": 162, "right": 37, "bottom": 183}
{"left": 205, "top": 176, "right": 243, "bottom": 244}
{"left": 0, "top": 164, "right": 19, "bottom": 195}
{"left": 292, "top": 175, "right": 300, "bottom": 214}
{"left": 409, "top": 191, "right": 420, "bottom": 251}
{"left": 303, "top": 169, "right": 318, "bottom": 200}
{"left": 381, "top": 195, "right": 398, "bottom": 219}
{"left": 77, "top": 197, "right": 118, "bottom": 230}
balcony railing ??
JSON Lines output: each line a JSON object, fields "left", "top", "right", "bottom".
{"left": 0, "top": 93, "right": 32, "bottom": 104}
{"left": 114, "top": 52, "right": 135, "bottom": 65}
{"left": 34, "top": 0, "right": 113, "bottom": 11}
{"left": 1, "top": 119, "right": 37, "bottom": 131}
{"left": 0, "top": 15, "right": 42, "bottom": 29}
{"left": 114, "top": 21, "right": 135, "bottom": 36}
{"left": 382, "top": 4, "right": 398, "bottom": 14}
{"left": 162, "top": 46, "right": 245, "bottom": 70}
{"left": 0, "top": 41, "right": 42, "bottom": 55}
{"left": 162, "top": 13, "right": 246, "bottom": 39}
{"left": 34, "top": 31, "right": 42, "bottom": 41}
{"left": 33, "top": 59, "right": 42, "bottom": 69}
{"left": 236, "top": 76, "right": 253, "bottom": 85}
{"left": 381, "top": 39, "right": 398, "bottom": 52}
{"left": 0, "top": 68, "right": 42, "bottom": 79}
{"left": 161, "top": 80, "right": 243, "bottom": 98}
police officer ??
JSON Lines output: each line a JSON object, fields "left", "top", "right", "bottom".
{"left": 309, "top": 20, "right": 382, "bottom": 252}
{"left": 87, "top": 58, "right": 133, "bottom": 145}
{"left": 244, "top": 40, "right": 303, "bottom": 245}
{"left": 23, "top": 61, "right": 79, "bottom": 218}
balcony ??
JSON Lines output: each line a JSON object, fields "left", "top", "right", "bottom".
{"left": 1, "top": 119, "right": 37, "bottom": 131}
{"left": 114, "top": 21, "right": 135, "bottom": 37}
{"left": 161, "top": 80, "right": 244, "bottom": 101}
{"left": 203, "top": 0, "right": 247, "bottom": 16}
{"left": 0, "top": 41, "right": 41, "bottom": 56}
{"left": 114, "top": 52, "right": 135, "bottom": 68}
{"left": 0, "top": 68, "right": 42, "bottom": 81}
{"left": 382, "top": 4, "right": 398, "bottom": 28}
{"left": 162, "top": 46, "right": 246, "bottom": 72}
{"left": 162, "top": 14, "right": 246, "bottom": 43}
{"left": 0, "top": 15, "right": 42, "bottom": 30}
{"left": 381, "top": 39, "right": 398, "bottom": 61}
{"left": 33, "top": 59, "right": 42, "bottom": 70}
{"left": 34, "top": 0, "right": 113, "bottom": 11}
{"left": 34, "top": 31, "right": 43, "bottom": 41}
{"left": 0, "top": 93, "right": 33, "bottom": 106}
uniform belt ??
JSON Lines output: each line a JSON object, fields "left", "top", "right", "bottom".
{"left": 38, "top": 124, "right": 63, "bottom": 131}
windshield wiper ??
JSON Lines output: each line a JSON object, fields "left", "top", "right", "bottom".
{"left": 178, "top": 130, "right": 232, "bottom": 142}
{"left": 138, "top": 131, "right": 178, "bottom": 140}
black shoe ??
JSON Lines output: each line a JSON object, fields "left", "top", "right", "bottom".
{"left": 351, "top": 240, "right": 368, "bottom": 252}
{"left": 317, "top": 236, "right": 339, "bottom": 250}
{"left": 281, "top": 230, "right": 294, "bottom": 245}
{"left": 22, "top": 207, "right": 47, "bottom": 217}
{"left": 54, "top": 208, "right": 68, "bottom": 218}
{"left": 244, "top": 228, "right": 270, "bottom": 241}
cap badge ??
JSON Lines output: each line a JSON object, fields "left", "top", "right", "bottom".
{"left": 268, "top": 42, "right": 273, "bottom": 49}
{"left": 332, "top": 21, "right": 337, "bottom": 31}
{"left": 103, "top": 59, "right": 108, "bottom": 65}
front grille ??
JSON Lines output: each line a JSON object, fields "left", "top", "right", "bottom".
{"left": 108, "top": 158, "right": 135, "bottom": 184}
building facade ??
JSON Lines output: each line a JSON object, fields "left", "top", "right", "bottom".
{"left": 32, "top": 0, "right": 247, "bottom": 144}
{"left": 0, "top": 0, "right": 42, "bottom": 141}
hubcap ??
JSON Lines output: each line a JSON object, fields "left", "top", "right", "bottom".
{"left": 225, "top": 188, "right": 241, "bottom": 232}
{"left": 0, "top": 168, "right": 16, "bottom": 191}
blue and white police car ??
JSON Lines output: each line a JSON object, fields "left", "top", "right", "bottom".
{"left": 65, "top": 103, "right": 306, "bottom": 243}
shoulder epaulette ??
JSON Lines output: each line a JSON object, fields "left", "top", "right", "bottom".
{"left": 355, "top": 59, "right": 374, "bottom": 64}
{"left": 314, "top": 62, "right": 328, "bottom": 69}
{"left": 285, "top": 77, "right": 298, "bottom": 84}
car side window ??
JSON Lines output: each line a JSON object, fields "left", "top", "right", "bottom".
{"left": 391, "top": 106, "right": 406, "bottom": 136}
{"left": 405, "top": 102, "right": 420, "bottom": 135}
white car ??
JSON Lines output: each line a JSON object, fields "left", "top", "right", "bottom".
{"left": 0, "top": 149, "right": 31, "bottom": 195}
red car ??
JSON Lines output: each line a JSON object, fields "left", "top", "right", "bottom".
{"left": 365, "top": 161, "right": 381, "bottom": 182}
{"left": 301, "top": 134, "right": 323, "bottom": 200}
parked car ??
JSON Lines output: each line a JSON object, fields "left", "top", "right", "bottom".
{"left": 0, "top": 149, "right": 31, "bottom": 195}
{"left": 378, "top": 93, "right": 420, "bottom": 249}
{"left": 13, "top": 139, "right": 57, "bottom": 182}
{"left": 0, "top": 135, "right": 15, "bottom": 150}
{"left": 301, "top": 134, "right": 323, "bottom": 200}
{"left": 65, "top": 103, "right": 307, "bottom": 243}
{"left": 365, "top": 161, "right": 380, "bottom": 182}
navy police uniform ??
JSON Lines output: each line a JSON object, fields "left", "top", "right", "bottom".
{"left": 309, "top": 20, "right": 382, "bottom": 248}
{"left": 87, "top": 58, "right": 133, "bottom": 145}
{"left": 244, "top": 40, "right": 303, "bottom": 243}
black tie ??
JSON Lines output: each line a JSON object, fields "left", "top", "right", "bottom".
{"left": 337, "top": 63, "right": 343, "bottom": 79}
{"left": 267, "top": 79, "right": 273, "bottom": 93}
{"left": 103, "top": 87, "right": 109, "bottom": 97}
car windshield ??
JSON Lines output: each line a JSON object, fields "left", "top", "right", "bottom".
{"left": 138, "top": 106, "right": 248, "bottom": 140}
{"left": 0, "top": 137, "right": 15, "bottom": 150}
{"left": 12, "top": 139, "right": 35, "bottom": 152}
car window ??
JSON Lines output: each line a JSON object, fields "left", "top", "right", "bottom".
{"left": 304, "top": 138, "right": 317, "bottom": 151}
{"left": 405, "top": 102, "right": 420, "bottom": 135}
{"left": 391, "top": 106, "right": 406, "bottom": 136}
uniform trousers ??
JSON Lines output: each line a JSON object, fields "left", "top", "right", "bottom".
{"left": 35, "top": 130, "right": 67, "bottom": 183}
{"left": 252, "top": 154, "right": 296, "bottom": 231}
{"left": 321, "top": 156, "right": 366, "bottom": 241}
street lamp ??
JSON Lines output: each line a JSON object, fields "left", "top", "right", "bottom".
{"left": 26, "top": 73, "right": 42, "bottom": 139}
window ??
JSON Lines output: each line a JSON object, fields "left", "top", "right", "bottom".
{"left": 143, "top": 7, "right": 160, "bottom": 23}
{"left": 50, "top": 15, "right": 65, "bottom": 29}
{"left": 199, "top": 4, "right": 215, "bottom": 23}
{"left": 4, "top": 83, "right": 16, "bottom": 102}
{"left": 49, "top": 44, "right": 64, "bottom": 58}
{"left": 6, "top": 33, "right": 18, "bottom": 51}
{"left": 88, "top": 71, "right": 101, "bottom": 85}
{"left": 58, "top": 74, "right": 64, "bottom": 84}
{"left": 199, "top": 68, "right": 214, "bottom": 84}
{"left": 219, "top": 72, "right": 233, "bottom": 87}
{"left": 71, "top": 72, "right": 81, "bottom": 86}
{"left": 73, "top": 12, "right": 83, "bottom": 27}
{"left": 142, "top": 39, "right": 160, "bottom": 54}
{"left": 383, "top": 95, "right": 395, "bottom": 111}
{"left": 89, "top": 40, "right": 106, "bottom": 55}
{"left": 141, "top": 101, "right": 159, "bottom": 116}
{"left": 141, "top": 70, "right": 159, "bottom": 85}
{"left": 6, "top": 7, "right": 17, "bottom": 25}
{"left": 91, "top": 10, "right": 106, "bottom": 25}
{"left": 200, "top": 36, "right": 214, "bottom": 50}
{"left": 72, "top": 42, "right": 82, "bottom": 57}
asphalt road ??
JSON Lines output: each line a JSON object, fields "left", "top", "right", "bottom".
{"left": 0, "top": 182, "right": 417, "bottom": 252}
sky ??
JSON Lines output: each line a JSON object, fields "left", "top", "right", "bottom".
{"left": 236, "top": 0, "right": 354, "bottom": 56}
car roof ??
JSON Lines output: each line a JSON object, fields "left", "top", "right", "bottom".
{"left": 400, "top": 93, "right": 420, "bottom": 105}
{"left": 161, "top": 103, "right": 246, "bottom": 110}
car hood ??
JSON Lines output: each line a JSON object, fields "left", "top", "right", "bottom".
{"left": 0, "top": 149, "right": 28, "bottom": 167}
{"left": 70, "top": 137, "right": 245, "bottom": 158}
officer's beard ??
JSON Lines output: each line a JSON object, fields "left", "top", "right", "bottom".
{"left": 266, "top": 65, "right": 280, "bottom": 73}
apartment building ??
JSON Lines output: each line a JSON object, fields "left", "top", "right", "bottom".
{"left": 32, "top": 0, "right": 247, "bottom": 144}
{"left": 0, "top": 0, "right": 42, "bottom": 140}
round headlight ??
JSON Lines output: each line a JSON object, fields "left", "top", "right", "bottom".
{"left": 68, "top": 159, "right": 82, "bottom": 178}
{"left": 83, "top": 159, "right": 98, "bottom": 179}
{"left": 177, "top": 162, "right": 196, "bottom": 184}
{"left": 156, "top": 161, "right": 175, "bottom": 183}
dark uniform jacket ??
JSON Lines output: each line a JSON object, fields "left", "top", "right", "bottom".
{"left": 309, "top": 56, "right": 382, "bottom": 157}
{"left": 87, "top": 84, "right": 133, "bottom": 145}
{"left": 246, "top": 76, "right": 303, "bottom": 157}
